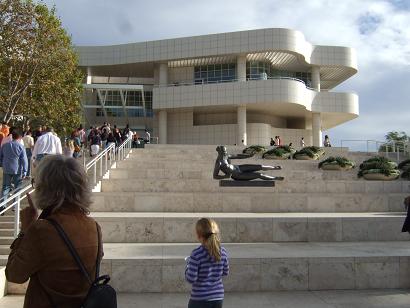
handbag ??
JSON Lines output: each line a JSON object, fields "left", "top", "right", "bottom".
{"left": 46, "top": 219, "right": 117, "bottom": 308}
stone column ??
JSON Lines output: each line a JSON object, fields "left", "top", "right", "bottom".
{"left": 237, "top": 55, "right": 247, "bottom": 82}
{"left": 311, "top": 66, "right": 320, "bottom": 92}
{"left": 312, "top": 112, "right": 322, "bottom": 147}
{"left": 158, "top": 110, "right": 167, "bottom": 144}
{"left": 237, "top": 106, "right": 247, "bottom": 145}
{"left": 159, "top": 63, "right": 168, "bottom": 86}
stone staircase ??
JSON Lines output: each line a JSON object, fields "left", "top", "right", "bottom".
{"left": 2, "top": 144, "right": 410, "bottom": 299}
{"left": 89, "top": 145, "right": 410, "bottom": 293}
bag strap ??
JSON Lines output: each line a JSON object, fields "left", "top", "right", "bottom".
{"left": 95, "top": 222, "right": 102, "bottom": 280}
{"left": 47, "top": 218, "right": 93, "bottom": 285}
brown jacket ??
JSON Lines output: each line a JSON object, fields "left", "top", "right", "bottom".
{"left": 6, "top": 206, "right": 101, "bottom": 308}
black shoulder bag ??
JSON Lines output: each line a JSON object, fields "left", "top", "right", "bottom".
{"left": 46, "top": 219, "right": 117, "bottom": 308}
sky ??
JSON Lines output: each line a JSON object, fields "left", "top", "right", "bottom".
{"left": 43, "top": 0, "right": 410, "bottom": 149}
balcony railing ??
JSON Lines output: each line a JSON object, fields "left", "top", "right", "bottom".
{"left": 155, "top": 76, "right": 314, "bottom": 90}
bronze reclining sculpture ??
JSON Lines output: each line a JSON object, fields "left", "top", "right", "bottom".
{"left": 213, "top": 146, "right": 284, "bottom": 181}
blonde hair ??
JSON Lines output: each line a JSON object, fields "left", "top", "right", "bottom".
{"left": 65, "top": 139, "right": 74, "bottom": 151}
{"left": 196, "top": 218, "right": 221, "bottom": 262}
{"left": 34, "top": 155, "right": 91, "bottom": 213}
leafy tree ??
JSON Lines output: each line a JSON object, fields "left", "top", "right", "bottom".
{"left": 0, "top": 0, "right": 84, "bottom": 135}
{"left": 379, "top": 131, "right": 409, "bottom": 152}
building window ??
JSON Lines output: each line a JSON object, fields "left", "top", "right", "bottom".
{"left": 127, "top": 109, "right": 145, "bottom": 117}
{"left": 126, "top": 91, "right": 143, "bottom": 106}
{"left": 96, "top": 108, "right": 104, "bottom": 117}
{"left": 105, "top": 108, "right": 124, "bottom": 117}
{"left": 102, "top": 90, "right": 122, "bottom": 106}
{"left": 144, "top": 91, "right": 153, "bottom": 117}
{"left": 246, "top": 61, "right": 273, "bottom": 80}
{"left": 194, "top": 63, "right": 236, "bottom": 84}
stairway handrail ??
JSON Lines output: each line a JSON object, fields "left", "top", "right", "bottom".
{"left": 0, "top": 136, "right": 133, "bottom": 238}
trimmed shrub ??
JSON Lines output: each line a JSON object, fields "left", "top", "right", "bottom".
{"left": 242, "top": 145, "right": 266, "bottom": 155}
{"left": 358, "top": 156, "right": 400, "bottom": 180}
{"left": 318, "top": 156, "right": 356, "bottom": 169}
{"left": 263, "top": 145, "right": 295, "bottom": 159}
{"left": 293, "top": 146, "right": 325, "bottom": 160}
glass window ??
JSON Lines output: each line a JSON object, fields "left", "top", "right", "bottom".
{"left": 194, "top": 63, "right": 236, "bottom": 84}
{"left": 96, "top": 108, "right": 104, "bottom": 117}
{"left": 127, "top": 109, "right": 145, "bottom": 117}
{"left": 105, "top": 108, "right": 124, "bottom": 117}
{"left": 126, "top": 91, "right": 143, "bottom": 107}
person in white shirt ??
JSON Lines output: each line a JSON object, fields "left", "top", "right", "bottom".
{"left": 22, "top": 131, "right": 35, "bottom": 177}
{"left": 300, "top": 137, "right": 305, "bottom": 148}
{"left": 32, "top": 127, "right": 62, "bottom": 163}
{"left": 144, "top": 129, "right": 151, "bottom": 143}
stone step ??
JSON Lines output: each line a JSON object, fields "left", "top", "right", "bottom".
{"left": 0, "top": 256, "right": 7, "bottom": 266}
{"left": 91, "top": 212, "right": 407, "bottom": 243}
{"left": 101, "top": 178, "right": 410, "bottom": 194}
{"left": 0, "top": 229, "right": 14, "bottom": 237}
{"left": 0, "top": 216, "right": 14, "bottom": 223}
{"left": 0, "top": 237, "right": 13, "bottom": 245}
{"left": 96, "top": 241, "right": 410, "bottom": 292}
{"left": 0, "top": 222, "right": 15, "bottom": 229}
{"left": 0, "top": 245, "right": 10, "bottom": 255}
{"left": 110, "top": 167, "right": 362, "bottom": 181}
{"left": 91, "top": 192, "right": 407, "bottom": 213}
{"left": 118, "top": 158, "right": 363, "bottom": 170}
{"left": 4, "top": 289, "right": 410, "bottom": 307}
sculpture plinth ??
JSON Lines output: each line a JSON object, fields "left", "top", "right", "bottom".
{"left": 219, "top": 180, "right": 275, "bottom": 187}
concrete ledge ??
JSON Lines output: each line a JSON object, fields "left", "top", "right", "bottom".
{"left": 95, "top": 242, "right": 410, "bottom": 293}
{"left": 90, "top": 212, "right": 408, "bottom": 243}
{"left": 91, "top": 192, "right": 407, "bottom": 213}
{"left": 220, "top": 180, "right": 275, "bottom": 187}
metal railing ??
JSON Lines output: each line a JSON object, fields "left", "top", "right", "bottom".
{"left": 156, "top": 76, "right": 315, "bottom": 90}
{"left": 340, "top": 139, "right": 410, "bottom": 161}
{"left": 0, "top": 136, "right": 133, "bottom": 238}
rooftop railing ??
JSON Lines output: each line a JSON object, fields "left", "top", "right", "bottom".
{"left": 340, "top": 139, "right": 410, "bottom": 161}
{"left": 0, "top": 136, "right": 133, "bottom": 238}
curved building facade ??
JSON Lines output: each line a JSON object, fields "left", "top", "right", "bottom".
{"left": 76, "top": 28, "right": 359, "bottom": 146}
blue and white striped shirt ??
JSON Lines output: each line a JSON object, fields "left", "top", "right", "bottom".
{"left": 185, "top": 245, "right": 229, "bottom": 301}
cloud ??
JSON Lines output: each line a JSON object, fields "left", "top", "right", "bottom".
{"left": 42, "top": 0, "right": 410, "bottom": 147}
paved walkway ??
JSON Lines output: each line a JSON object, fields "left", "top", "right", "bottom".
{"left": 1, "top": 290, "right": 410, "bottom": 307}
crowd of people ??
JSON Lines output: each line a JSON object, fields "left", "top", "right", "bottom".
{"left": 0, "top": 121, "right": 152, "bottom": 205}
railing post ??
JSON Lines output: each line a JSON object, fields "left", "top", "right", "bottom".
{"left": 14, "top": 195, "right": 21, "bottom": 238}
{"left": 93, "top": 163, "right": 97, "bottom": 186}
{"left": 100, "top": 155, "right": 103, "bottom": 177}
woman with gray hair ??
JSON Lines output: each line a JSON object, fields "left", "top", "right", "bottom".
{"left": 5, "top": 155, "right": 102, "bottom": 308}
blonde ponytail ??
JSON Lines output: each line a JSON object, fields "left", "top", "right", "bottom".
{"left": 196, "top": 218, "right": 221, "bottom": 262}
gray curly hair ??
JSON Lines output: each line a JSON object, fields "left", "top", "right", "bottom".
{"left": 34, "top": 155, "right": 91, "bottom": 213}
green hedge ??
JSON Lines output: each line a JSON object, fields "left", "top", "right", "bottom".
{"left": 318, "top": 156, "right": 356, "bottom": 169}
{"left": 293, "top": 146, "right": 325, "bottom": 159}
{"left": 358, "top": 156, "right": 399, "bottom": 178}
{"left": 263, "top": 145, "right": 295, "bottom": 158}
{"left": 243, "top": 145, "right": 266, "bottom": 155}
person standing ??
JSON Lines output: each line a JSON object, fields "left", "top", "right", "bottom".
{"left": 33, "top": 126, "right": 43, "bottom": 143}
{"left": 90, "top": 131, "right": 102, "bottom": 157}
{"left": 22, "top": 131, "right": 34, "bottom": 177}
{"left": 324, "top": 135, "right": 331, "bottom": 147}
{"left": 185, "top": 218, "right": 229, "bottom": 308}
{"left": 0, "top": 131, "right": 28, "bottom": 204}
{"left": 270, "top": 138, "right": 275, "bottom": 147}
{"left": 144, "top": 129, "right": 151, "bottom": 144}
{"left": 32, "top": 127, "right": 62, "bottom": 163}
{"left": 300, "top": 137, "right": 305, "bottom": 148}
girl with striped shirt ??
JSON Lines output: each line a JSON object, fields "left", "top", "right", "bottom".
{"left": 185, "top": 218, "right": 229, "bottom": 308}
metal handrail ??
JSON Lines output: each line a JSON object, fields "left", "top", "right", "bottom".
{"left": 0, "top": 136, "right": 133, "bottom": 237}
{"left": 340, "top": 139, "right": 410, "bottom": 161}
{"left": 155, "top": 76, "right": 315, "bottom": 90}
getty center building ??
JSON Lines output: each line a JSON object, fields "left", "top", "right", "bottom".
{"left": 76, "top": 28, "right": 358, "bottom": 146}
